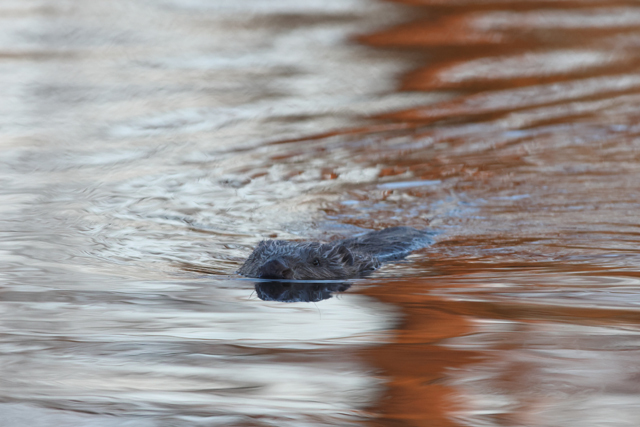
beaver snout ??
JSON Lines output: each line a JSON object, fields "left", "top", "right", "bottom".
{"left": 257, "top": 258, "right": 294, "bottom": 280}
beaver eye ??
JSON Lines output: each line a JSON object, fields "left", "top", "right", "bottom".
{"left": 312, "top": 258, "right": 320, "bottom": 266}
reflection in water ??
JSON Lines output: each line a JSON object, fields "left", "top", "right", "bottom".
{"left": 355, "top": 1, "right": 640, "bottom": 426}
{"left": 255, "top": 281, "right": 352, "bottom": 303}
{"left": 2, "top": 0, "right": 640, "bottom": 426}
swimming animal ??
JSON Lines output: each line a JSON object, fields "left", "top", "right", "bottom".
{"left": 238, "top": 226, "right": 434, "bottom": 280}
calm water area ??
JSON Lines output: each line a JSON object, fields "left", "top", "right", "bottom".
{"left": 2, "top": 0, "right": 640, "bottom": 426}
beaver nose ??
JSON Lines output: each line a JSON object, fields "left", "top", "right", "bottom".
{"left": 258, "top": 258, "right": 294, "bottom": 280}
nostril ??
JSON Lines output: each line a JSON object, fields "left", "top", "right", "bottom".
{"left": 258, "top": 259, "right": 292, "bottom": 280}
{"left": 282, "top": 268, "right": 293, "bottom": 280}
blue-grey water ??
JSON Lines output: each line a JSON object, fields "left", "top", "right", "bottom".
{"left": 2, "top": 1, "right": 640, "bottom": 426}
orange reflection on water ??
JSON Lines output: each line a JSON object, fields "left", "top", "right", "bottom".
{"left": 358, "top": 279, "right": 477, "bottom": 426}
{"left": 345, "top": 0, "right": 640, "bottom": 425}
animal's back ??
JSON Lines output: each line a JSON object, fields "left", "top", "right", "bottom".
{"left": 338, "top": 226, "right": 435, "bottom": 261}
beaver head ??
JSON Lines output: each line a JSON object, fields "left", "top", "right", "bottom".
{"left": 238, "top": 240, "right": 379, "bottom": 280}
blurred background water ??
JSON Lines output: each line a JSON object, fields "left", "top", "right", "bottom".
{"left": 1, "top": 0, "right": 640, "bottom": 426}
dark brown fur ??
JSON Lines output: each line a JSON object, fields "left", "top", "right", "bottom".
{"left": 238, "top": 226, "right": 434, "bottom": 280}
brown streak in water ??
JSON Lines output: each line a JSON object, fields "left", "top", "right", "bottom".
{"left": 263, "top": 77, "right": 640, "bottom": 145}
{"left": 385, "top": 0, "right": 631, "bottom": 9}
{"left": 261, "top": 1, "right": 640, "bottom": 147}
{"left": 231, "top": 0, "right": 640, "bottom": 424}
{"left": 337, "top": 0, "right": 640, "bottom": 425}
{"left": 357, "top": 269, "right": 640, "bottom": 426}
{"left": 357, "top": 280, "right": 479, "bottom": 427}
{"left": 401, "top": 62, "right": 640, "bottom": 92}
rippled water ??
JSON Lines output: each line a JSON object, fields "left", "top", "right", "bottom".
{"left": 2, "top": 0, "right": 640, "bottom": 426}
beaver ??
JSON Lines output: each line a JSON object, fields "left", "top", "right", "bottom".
{"left": 238, "top": 226, "right": 434, "bottom": 280}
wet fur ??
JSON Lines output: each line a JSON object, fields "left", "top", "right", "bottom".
{"left": 238, "top": 226, "right": 433, "bottom": 280}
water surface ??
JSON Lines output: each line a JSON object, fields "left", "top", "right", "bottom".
{"left": 1, "top": 0, "right": 640, "bottom": 426}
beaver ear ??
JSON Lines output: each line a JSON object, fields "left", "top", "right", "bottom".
{"left": 337, "top": 245, "right": 354, "bottom": 266}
